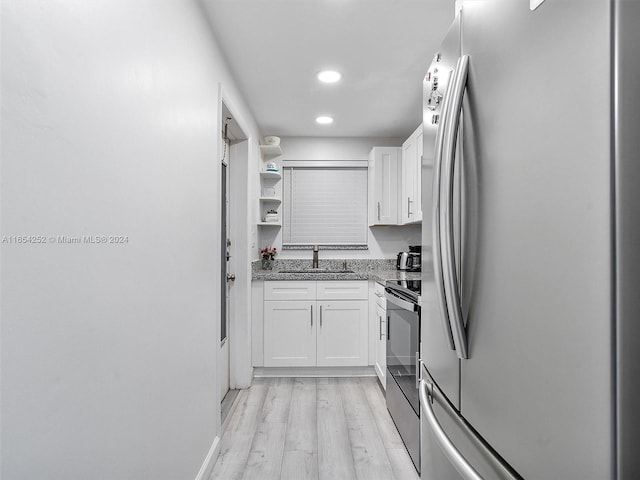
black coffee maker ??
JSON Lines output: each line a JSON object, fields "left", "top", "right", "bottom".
{"left": 407, "top": 245, "right": 421, "bottom": 271}
{"left": 396, "top": 245, "right": 422, "bottom": 271}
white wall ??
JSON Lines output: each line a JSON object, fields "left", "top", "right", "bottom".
{"left": 279, "top": 136, "right": 405, "bottom": 161}
{"left": 258, "top": 136, "right": 422, "bottom": 259}
{"left": 1, "top": 1, "right": 259, "bottom": 479}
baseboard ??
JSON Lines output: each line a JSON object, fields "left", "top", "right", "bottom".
{"left": 253, "top": 365, "right": 376, "bottom": 378}
{"left": 194, "top": 435, "right": 221, "bottom": 480}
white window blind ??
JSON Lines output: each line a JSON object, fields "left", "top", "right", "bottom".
{"left": 283, "top": 166, "right": 368, "bottom": 246}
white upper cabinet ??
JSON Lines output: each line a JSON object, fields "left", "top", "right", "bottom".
{"left": 368, "top": 147, "right": 401, "bottom": 226}
{"left": 401, "top": 124, "right": 423, "bottom": 224}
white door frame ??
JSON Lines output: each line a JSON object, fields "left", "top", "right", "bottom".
{"left": 218, "top": 87, "right": 254, "bottom": 399}
{"left": 220, "top": 146, "right": 230, "bottom": 400}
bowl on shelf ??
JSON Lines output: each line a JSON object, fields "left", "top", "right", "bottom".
{"left": 265, "top": 162, "right": 279, "bottom": 173}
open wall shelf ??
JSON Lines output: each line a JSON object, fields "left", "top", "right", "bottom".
{"left": 260, "top": 145, "right": 283, "bottom": 158}
{"left": 260, "top": 171, "right": 282, "bottom": 180}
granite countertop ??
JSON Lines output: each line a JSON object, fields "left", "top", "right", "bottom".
{"left": 252, "top": 259, "right": 423, "bottom": 282}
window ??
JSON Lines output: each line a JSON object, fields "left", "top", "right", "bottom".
{"left": 283, "top": 164, "right": 368, "bottom": 247}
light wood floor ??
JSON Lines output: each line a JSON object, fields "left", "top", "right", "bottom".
{"left": 210, "top": 377, "right": 419, "bottom": 480}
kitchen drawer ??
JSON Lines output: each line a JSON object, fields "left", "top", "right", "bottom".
{"left": 317, "top": 281, "right": 368, "bottom": 300}
{"left": 374, "top": 281, "right": 386, "bottom": 308}
{"left": 264, "top": 281, "right": 316, "bottom": 301}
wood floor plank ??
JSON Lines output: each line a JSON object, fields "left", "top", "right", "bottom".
{"left": 281, "top": 378, "right": 319, "bottom": 480}
{"left": 226, "top": 378, "right": 270, "bottom": 434}
{"left": 261, "top": 377, "right": 294, "bottom": 424}
{"left": 242, "top": 422, "right": 287, "bottom": 480}
{"left": 339, "top": 378, "right": 396, "bottom": 480}
{"left": 210, "top": 432, "right": 255, "bottom": 480}
{"left": 317, "top": 378, "right": 357, "bottom": 480}
{"left": 284, "top": 378, "right": 317, "bottom": 453}
{"left": 210, "top": 380, "right": 270, "bottom": 480}
{"left": 280, "top": 450, "right": 319, "bottom": 480}
{"left": 387, "top": 448, "right": 420, "bottom": 480}
{"left": 360, "top": 377, "right": 405, "bottom": 450}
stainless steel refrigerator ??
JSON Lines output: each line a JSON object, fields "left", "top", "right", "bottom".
{"left": 420, "top": 1, "right": 640, "bottom": 479}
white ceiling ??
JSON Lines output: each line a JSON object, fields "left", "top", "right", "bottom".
{"left": 201, "top": 0, "right": 455, "bottom": 139}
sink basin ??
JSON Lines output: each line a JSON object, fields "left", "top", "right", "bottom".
{"left": 277, "top": 269, "right": 355, "bottom": 274}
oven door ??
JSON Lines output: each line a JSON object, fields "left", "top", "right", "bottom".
{"left": 385, "top": 287, "right": 421, "bottom": 472}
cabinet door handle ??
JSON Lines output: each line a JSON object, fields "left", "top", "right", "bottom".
{"left": 379, "top": 315, "right": 384, "bottom": 340}
{"left": 408, "top": 197, "right": 413, "bottom": 217}
{"left": 310, "top": 304, "right": 313, "bottom": 327}
{"left": 320, "top": 305, "right": 323, "bottom": 327}
{"left": 377, "top": 202, "right": 381, "bottom": 221}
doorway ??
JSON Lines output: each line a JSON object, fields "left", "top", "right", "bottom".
{"left": 219, "top": 101, "right": 249, "bottom": 414}
{"left": 220, "top": 134, "right": 230, "bottom": 400}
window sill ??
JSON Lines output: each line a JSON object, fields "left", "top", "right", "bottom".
{"left": 282, "top": 244, "right": 368, "bottom": 251}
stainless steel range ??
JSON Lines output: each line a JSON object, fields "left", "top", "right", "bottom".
{"left": 385, "top": 279, "right": 421, "bottom": 473}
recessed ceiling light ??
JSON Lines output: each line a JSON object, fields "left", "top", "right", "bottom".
{"left": 316, "top": 115, "right": 334, "bottom": 125}
{"left": 317, "top": 70, "right": 342, "bottom": 83}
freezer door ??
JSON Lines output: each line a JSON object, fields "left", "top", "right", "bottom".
{"left": 420, "top": 365, "right": 521, "bottom": 480}
{"left": 459, "top": 1, "right": 613, "bottom": 479}
{"left": 421, "top": 14, "right": 461, "bottom": 410}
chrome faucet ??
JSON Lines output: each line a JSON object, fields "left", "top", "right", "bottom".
{"left": 312, "top": 245, "right": 319, "bottom": 269}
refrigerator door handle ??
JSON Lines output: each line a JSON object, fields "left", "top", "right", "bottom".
{"left": 420, "top": 378, "right": 484, "bottom": 480}
{"left": 441, "top": 55, "right": 470, "bottom": 359}
{"left": 420, "top": 375, "right": 522, "bottom": 480}
{"left": 432, "top": 68, "right": 456, "bottom": 351}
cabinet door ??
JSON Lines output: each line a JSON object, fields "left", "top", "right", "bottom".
{"left": 402, "top": 137, "right": 418, "bottom": 223}
{"left": 317, "top": 301, "right": 368, "bottom": 367}
{"left": 414, "top": 131, "right": 423, "bottom": 222}
{"left": 375, "top": 302, "right": 387, "bottom": 389}
{"left": 369, "top": 147, "right": 400, "bottom": 225}
{"left": 264, "top": 301, "right": 315, "bottom": 367}
{"left": 401, "top": 125, "right": 423, "bottom": 224}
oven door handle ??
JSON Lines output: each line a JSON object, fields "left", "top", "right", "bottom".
{"left": 385, "top": 290, "right": 417, "bottom": 312}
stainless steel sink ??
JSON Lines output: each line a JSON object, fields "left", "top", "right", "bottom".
{"left": 277, "top": 269, "right": 355, "bottom": 274}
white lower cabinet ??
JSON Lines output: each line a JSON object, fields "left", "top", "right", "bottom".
{"left": 316, "top": 301, "right": 368, "bottom": 366}
{"left": 372, "top": 281, "right": 387, "bottom": 388}
{"left": 264, "top": 301, "right": 315, "bottom": 367}
{"left": 375, "top": 302, "right": 387, "bottom": 386}
{"left": 263, "top": 281, "right": 368, "bottom": 368}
